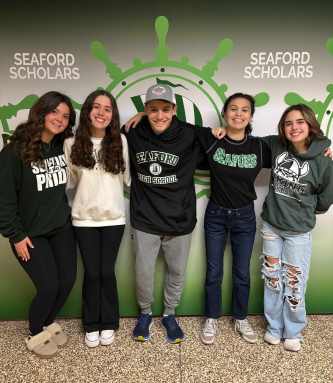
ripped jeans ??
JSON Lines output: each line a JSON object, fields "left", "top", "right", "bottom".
{"left": 261, "top": 221, "right": 312, "bottom": 340}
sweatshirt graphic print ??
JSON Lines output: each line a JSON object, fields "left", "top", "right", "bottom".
{"left": 32, "top": 154, "right": 67, "bottom": 191}
{"left": 136, "top": 150, "right": 179, "bottom": 185}
{"left": 272, "top": 152, "right": 309, "bottom": 201}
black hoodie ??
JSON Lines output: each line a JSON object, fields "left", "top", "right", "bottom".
{"left": 0, "top": 139, "right": 70, "bottom": 243}
{"left": 125, "top": 116, "right": 203, "bottom": 235}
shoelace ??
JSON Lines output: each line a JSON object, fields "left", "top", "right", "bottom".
{"left": 238, "top": 319, "right": 254, "bottom": 335}
{"left": 204, "top": 319, "right": 217, "bottom": 335}
{"left": 164, "top": 316, "right": 178, "bottom": 329}
{"left": 138, "top": 315, "right": 151, "bottom": 326}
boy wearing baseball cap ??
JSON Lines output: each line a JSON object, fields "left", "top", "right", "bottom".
{"left": 125, "top": 84, "right": 203, "bottom": 343}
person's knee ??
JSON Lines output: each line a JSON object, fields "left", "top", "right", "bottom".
{"left": 39, "top": 279, "right": 59, "bottom": 300}
{"left": 84, "top": 269, "right": 100, "bottom": 284}
{"left": 59, "top": 274, "right": 76, "bottom": 294}
{"left": 283, "top": 263, "right": 303, "bottom": 311}
{"left": 284, "top": 263, "right": 302, "bottom": 290}
{"left": 233, "top": 268, "right": 250, "bottom": 285}
{"left": 101, "top": 268, "right": 115, "bottom": 282}
{"left": 262, "top": 255, "right": 281, "bottom": 291}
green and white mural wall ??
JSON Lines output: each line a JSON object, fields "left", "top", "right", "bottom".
{"left": 0, "top": 1, "right": 332, "bottom": 318}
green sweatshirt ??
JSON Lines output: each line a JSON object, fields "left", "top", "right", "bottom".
{"left": 261, "top": 135, "right": 333, "bottom": 233}
{"left": 0, "top": 140, "right": 71, "bottom": 243}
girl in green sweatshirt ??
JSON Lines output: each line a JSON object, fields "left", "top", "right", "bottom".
{"left": 0, "top": 91, "right": 77, "bottom": 358}
{"left": 261, "top": 104, "right": 333, "bottom": 352}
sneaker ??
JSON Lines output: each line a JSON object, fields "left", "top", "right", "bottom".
{"left": 85, "top": 331, "right": 100, "bottom": 348}
{"left": 161, "top": 315, "right": 184, "bottom": 344}
{"left": 132, "top": 313, "right": 153, "bottom": 342}
{"left": 100, "top": 330, "right": 115, "bottom": 346}
{"left": 200, "top": 318, "right": 217, "bottom": 345}
{"left": 264, "top": 332, "right": 281, "bottom": 345}
{"left": 234, "top": 318, "right": 257, "bottom": 344}
{"left": 284, "top": 338, "right": 301, "bottom": 352}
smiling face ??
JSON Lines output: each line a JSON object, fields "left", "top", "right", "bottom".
{"left": 145, "top": 100, "right": 176, "bottom": 134}
{"left": 223, "top": 97, "right": 252, "bottom": 135}
{"left": 284, "top": 110, "right": 310, "bottom": 152}
{"left": 42, "top": 102, "right": 70, "bottom": 143}
{"left": 89, "top": 95, "right": 113, "bottom": 137}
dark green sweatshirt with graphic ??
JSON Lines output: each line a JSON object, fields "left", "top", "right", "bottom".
{"left": 0, "top": 140, "right": 70, "bottom": 243}
{"left": 261, "top": 135, "right": 333, "bottom": 233}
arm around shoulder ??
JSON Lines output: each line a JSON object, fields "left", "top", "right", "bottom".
{"left": 121, "top": 134, "right": 131, "bottom": 187}
{"left": 316, "top": 160, "right": 333, "bottom": 213}
{"left": 63, "top": 137, "right": 78, "bottom": 206}
{"left": 0, "top": 146, "right": 27, "bottom": 242}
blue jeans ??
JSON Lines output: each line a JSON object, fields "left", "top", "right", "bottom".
{"left": 204, "top": 200, "right": 256, "bottom": 319}
{"left": 261, "top": 221, "right": 312, "bottom": 339}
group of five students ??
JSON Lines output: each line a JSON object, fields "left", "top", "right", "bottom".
{"left": 0, "top": 84, "right": 332, "bottom": 358}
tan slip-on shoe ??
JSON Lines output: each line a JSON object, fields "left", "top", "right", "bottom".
{"left": 44, "top": 322, "right": 68, "bottom": 347}
{"left": 25, "top": 330, "right": 58, "bottom": 358}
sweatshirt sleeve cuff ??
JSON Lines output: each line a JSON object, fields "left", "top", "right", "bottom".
{"left": 10, "top": 232, "right": 27, "bottom": 244}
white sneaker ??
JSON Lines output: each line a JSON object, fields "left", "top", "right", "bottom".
{"left": 264, "top": 332, "right": 281, "bottom": 345}
{"left": 234, "top": 318, "right": 257, "bottom": 344}
{"left": 284, "top": 338, "right": 301, "bottom": 352}
{"left": 100, "top": 330, "right": 115, "bottom": 346}
{"left": 85, "top": 331, "right": 100, "bottom": 348}
{"left": 200, "top": 318, "right": 217, "bottom": 345}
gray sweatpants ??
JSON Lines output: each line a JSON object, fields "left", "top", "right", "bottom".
{"left": 133, "top": 229, "right": 192, "bottom": 315}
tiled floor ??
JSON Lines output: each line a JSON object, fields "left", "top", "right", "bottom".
{"left": 1, "top": 316, "right": 332, "bottom": 383}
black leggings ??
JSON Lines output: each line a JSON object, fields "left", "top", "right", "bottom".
{"left": 12, "top": 222, "right": 77, "bottom": 335}
{"left": 74, "top": 225, "right": 125, "bottom": 332}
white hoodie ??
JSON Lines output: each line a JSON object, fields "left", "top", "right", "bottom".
{"left": 64, "top": 134, "right": 130, "bottom": 227}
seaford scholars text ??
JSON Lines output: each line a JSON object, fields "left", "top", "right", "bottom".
{"left": 244, "top": 51, "right": 313, "bottom": 79}
{"left": 9, "top": 52, "right": 80, "bottom": 80}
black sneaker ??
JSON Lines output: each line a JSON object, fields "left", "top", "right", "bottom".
{"left": 132, "top": 313, "right": 152, "bottom": 342}
{"left": 161, "top": 315, "right": 184, "bottom": 344}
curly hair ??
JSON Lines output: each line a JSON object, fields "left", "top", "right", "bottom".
{"left": 10, "top": 91, "right": 75, "bottom": 165}
{"left": 222, "top": 92, "right": 255, "bottom": 135}
{"left": 278, "top": 104, "right": 324, "bottom": 148}
{"left": 70, "top": 89, "right": 125, "bottom": 174}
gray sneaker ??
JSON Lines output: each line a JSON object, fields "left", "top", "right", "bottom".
{"left": 200, "top": 318, "right": 217, "bottom": 345}
{"left": 234, "top": 318, "right": 257, "bottom": 343}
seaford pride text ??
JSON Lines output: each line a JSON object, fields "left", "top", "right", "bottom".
{"left": 31, "top": 155, "right": 67, "bottom": 191}
{"left": 9, "top": 52, "right": 80, "bottom": 80}
{"left": 244, "top": 51, "right": 313, "bottom": 79}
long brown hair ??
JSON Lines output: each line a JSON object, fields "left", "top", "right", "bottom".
{"left": 278, "top": 104, "right": 324, "bottom": 148}
{"left": 70, "top": 90, "right": 125, "bottom": 174}
{"left": 10, "top": 91, "right": 75, "bottom": 165}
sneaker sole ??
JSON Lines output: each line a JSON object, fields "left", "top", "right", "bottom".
{"left": 242, "top": 336, "right": 258, "bottom": 344}
{"left": 284, "top": 345, "right": 301, "bottom": 352}
{"left": 264, "top": 336, "right": 281, "bottom": 345}
{"left": 166, "top": 336, "right": 184, "bottom": 344}
{"left": 200, "top": 334, "right": 215, "bottom": 345}
{"left": 133, "top": 322, "right": 153, "bottom": 342}
{"left": 161, "top": 321, "right": 184, "bottom": 344}
{"left": 100, "top": 336, "right": 115, "bottom": 346}
{"left": 85, "top": 338, "right": 100, "bottom": 348}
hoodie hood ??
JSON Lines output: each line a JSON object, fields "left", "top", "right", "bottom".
{"left": 137, "top": 116, "right": 183, "bottom": 143}
{"left": 289, "top": 137, "right": 331, "bottom": 160}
